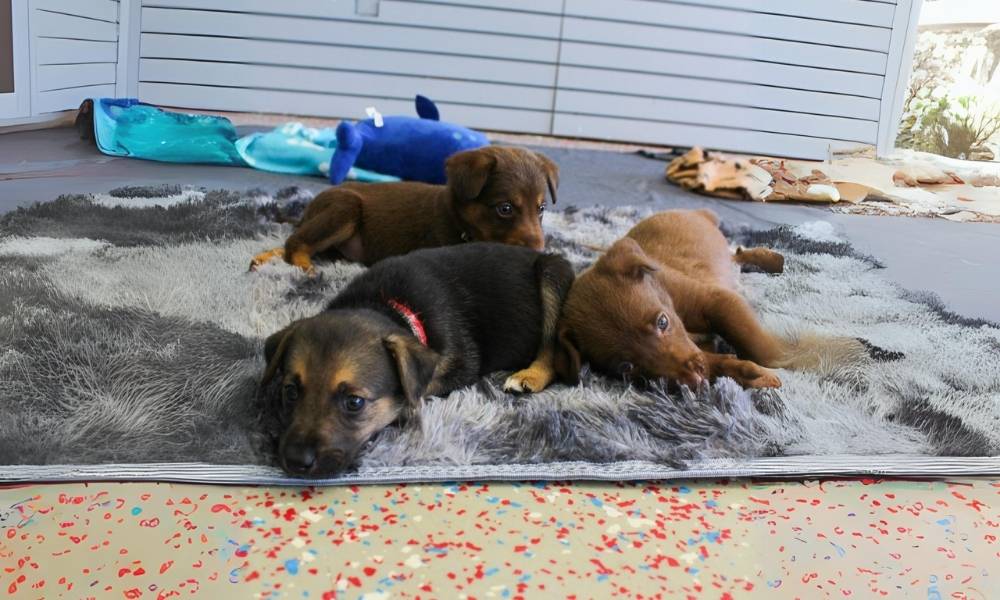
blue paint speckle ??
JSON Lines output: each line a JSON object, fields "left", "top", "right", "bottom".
{"left": 285, "top": 559, "right": 299, "bottom": 575}
{"left": 130, "top": 507, "right": 142, "bottom": 516}
{"left": 829, "top": 541, "right": 846, "bottom": 558}
{"left": 590, "top": 497, "right": 603, "bottom": 507}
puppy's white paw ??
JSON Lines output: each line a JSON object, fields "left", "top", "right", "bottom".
{"left": 504, "top": 366, "right": 553, "bottom": 394}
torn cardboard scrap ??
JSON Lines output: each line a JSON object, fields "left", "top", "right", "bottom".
{"left": 665, "top": 147, "right": 849, "bottom": 203}
{"left": 666, "top": 147, "right": 772, "bottom": 200}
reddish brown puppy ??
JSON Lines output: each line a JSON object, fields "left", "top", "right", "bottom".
{"left": 555, "top": 209, "right": 851, "bottom": 390}
{"left": 250, "top": 146, "right": 558, "bottom": 272}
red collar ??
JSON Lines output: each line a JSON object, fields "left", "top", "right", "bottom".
{"left": 387, "top": 299, "right": 428, "bottom": 346}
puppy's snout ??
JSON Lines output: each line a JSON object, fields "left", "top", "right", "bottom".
{"left": 282, "top": 441, "right": 318, "bottom": 475}
{"left": 509, "top": 234, "right": 545, "bottom": 251}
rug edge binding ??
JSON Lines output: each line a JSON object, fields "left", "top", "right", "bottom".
{"left": 2, "top": 456, "right": 997, "bottom": 486}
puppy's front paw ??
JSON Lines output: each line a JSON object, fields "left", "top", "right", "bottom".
{"left": 249, "top": 247, "right": 285, "bottom": 272}
{"left": 747, "top": 370, "right": 782, "bottom": 389}
{"left": 504, "top": 365, "right": 554, "bottom": 394}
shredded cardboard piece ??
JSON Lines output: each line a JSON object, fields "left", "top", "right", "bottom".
{"left": 664, "top": 147, "right": 1000, "bottom": 221}
{"left": 665, "top": 148, "right": 845, "bottom": 203}
{"left": 666, "top": 147, "right": 772, "bottom": 201}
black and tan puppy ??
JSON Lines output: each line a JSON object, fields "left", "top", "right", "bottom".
{"left": 250, "top": 146, "right": 558, "bottom": 273}
{"left": 261, "top": 242, "right": 575, "bottom": 476}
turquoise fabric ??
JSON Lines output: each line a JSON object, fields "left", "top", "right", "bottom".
{"left": 90, "top": 98, "right": 396, "bottom": 182}
{"left": 93, "top": 98, "right": 244, "bottom": 165}
{"left": 235, "top": 122, "right": 399, "bottom": 182}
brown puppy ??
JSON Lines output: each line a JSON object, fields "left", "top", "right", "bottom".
{"left": 250, "top": 145, "right": 558, "bottom": 272}
{"left": 556, "top": 209, "right": 802, "bottom": 390}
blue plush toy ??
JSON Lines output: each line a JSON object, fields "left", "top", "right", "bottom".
{"left": 328, "top": 95, "right": 489, "bottom": 185}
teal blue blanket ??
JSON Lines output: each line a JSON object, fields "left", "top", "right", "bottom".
{"left": 91, "top": 98, "right": 397, "bottom": 182}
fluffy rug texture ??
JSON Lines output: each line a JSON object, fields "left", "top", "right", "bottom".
{"left": 1, "top": 186, "right": 999, "bottom": 478}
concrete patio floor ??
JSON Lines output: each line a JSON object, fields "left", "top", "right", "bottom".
{"left": 2, "top": 126, "right": 998, "bottom": 323}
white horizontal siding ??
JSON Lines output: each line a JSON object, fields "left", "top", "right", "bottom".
{"left": 140, "top": 59, "right": 555, "bottom": 111}
{"left": 139, "top": 34, "right": 556, "bottom": 87}
{"left": 31, "top": 8, "right": 117, "bottom": 41}
{"left": 556, "top": 90, "right": 877, "bottom": 143}
{"left": 377, "top": 0, "right": 562, "bottom": 38}
{"left": 138, "top": 82, "right": 554, "bottom": 134}
{"left": 132, "top": 0, "right": 918, "bottom": 159}
{"left": 141, "top": 8, "right": 559, "bottom": 62}
{"left": 138, "top": 3, "right": 561, "bottom": 130}
{"left": 565, "top": 0, "right": 893, "bottom": 52}
{"left": 36, "top": 62, "right": 116, "bottom": 91}
{"left": 558, "top": 42, "right": 885, "bottom": 98}
{"left": 560, "top": 17, "right": 887, "bottom": 74}
{"left": 35, "top": 38, "right": 118, "bottom": 65}
{"left": 34, "top": 0, "right": 117, "bottom": 23}
{"left": 556, "top": 66, "right": 881, "bottom": 121}
{"left": 29, "top": 0, "right": 119, "bottom": 114}
{"left": 653, "top": 0, "right": 896, "bottom": 26}
{"left": 551, "top": 0, "right": 898, "bottom": 156}
{"left": 552, "top": 113, "right": 844, "bottom": 159}
{"left": 34, "top": 83, "right": 116, "bottom": 113}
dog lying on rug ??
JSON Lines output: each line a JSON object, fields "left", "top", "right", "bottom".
{"left": 249, "top": 146, "right": 558, "bottom": 274}
{"left": 260, "top": 242, "right": 574, "bottom": 476}
{"left": 555, "top": 209, "right": 861, "bottom": 389}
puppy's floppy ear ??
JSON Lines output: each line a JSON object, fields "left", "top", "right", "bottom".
{"left": 446, "top": 147, "right": 496, "bottom": 202}
{"left": 261, "top": 323, "right": 297, "bottom": 385}
{"left": 535, "top": 152, "right": 559, "bottom": 205}
{"left": 553, "top": 323, "right": 582, "bottom": 385}
{"left": 598, "top": 238, "right": 658, "bottom": 281}
{"left": 383, "top": 334, "right": 441, "bottom": 406}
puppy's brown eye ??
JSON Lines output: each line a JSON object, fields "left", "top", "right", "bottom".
{"left": 343, "top": 395, "right": 366, "bottom": 413}
{"left": 283, "top": 384, "right": 298, "bottom": 402}
{"left": 618, "top": 361, "right": 635, "bottom": 376}
{"left": 496, "top": 202, "right": 514, "bottom": 218}
{"left": 656, "top": 313, "right": 669, "bottom": 332}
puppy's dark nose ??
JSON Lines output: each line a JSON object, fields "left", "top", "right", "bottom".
{"left": 282, "top": 443, "right": 317, "bottom": 474}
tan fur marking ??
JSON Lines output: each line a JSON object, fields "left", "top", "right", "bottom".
{"left": 249, "top": 247, "right": 285, "bottom": 271}
{"left": 287, "top": 355, "right": 308, "bottom": 388}
{"left": 504, "top": 348, "right": 556, "bottom": 393}
{"left": 288, "top": 250, "right": 316, "bottom": 275}
{"left": 329, "top": 365, "right": 358, "bottom": 392}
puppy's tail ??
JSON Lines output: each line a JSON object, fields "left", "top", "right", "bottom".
{"left": 767, "top": 333, "right": 868, "bottom": 373}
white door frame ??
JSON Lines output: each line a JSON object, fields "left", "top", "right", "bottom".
{"left": 0, "top": 0, "right": 30, "bottom": 118}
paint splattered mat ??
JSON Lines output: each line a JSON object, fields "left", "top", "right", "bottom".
{"left": 2, "top": 187, "right": 1000, "bottom": 483}
{"left": 1, "top": 478, "right": 997, "bottom": 598}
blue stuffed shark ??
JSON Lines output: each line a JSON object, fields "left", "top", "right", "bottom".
{"left": 328, "top": 95, "right": 489, "bottom": 185}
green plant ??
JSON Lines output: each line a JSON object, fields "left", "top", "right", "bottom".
{"left": 931, "top": 97, "right": 1000, "bottom": 159}
{"left": 896, "top": 96, "right": 949, "bottom": 152}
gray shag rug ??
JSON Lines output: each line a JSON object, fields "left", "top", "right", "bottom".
{"left": 1, "top": 186, "right": 999, "bottom": 483}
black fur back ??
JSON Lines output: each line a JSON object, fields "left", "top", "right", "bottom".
{"left": 328, "top": 243, "right": 550, "bottom": 377}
